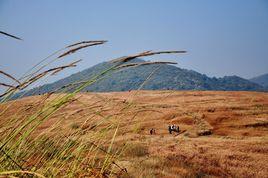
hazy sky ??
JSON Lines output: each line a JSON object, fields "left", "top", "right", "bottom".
{"left": 0, "top": 0, "right": 268, "bottom": 87}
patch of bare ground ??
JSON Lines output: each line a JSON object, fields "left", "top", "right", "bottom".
{"left": 0, "top": 91, "right": 267, "bottom": 177}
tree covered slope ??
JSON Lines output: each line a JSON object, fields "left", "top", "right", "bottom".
{"left": 15, "top": 59, "right": 265, "bottom": 98}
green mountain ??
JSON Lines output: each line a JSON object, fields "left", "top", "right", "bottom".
{"left": 250, "top": 73, "right": 268, "bottom": 88}
{"left": 15, "top": 59, "right": 265, "bottom": 98}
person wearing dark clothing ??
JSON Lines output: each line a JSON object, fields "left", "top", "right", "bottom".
{"left": 168, "top": 125, "right": 180, "bottom": 134}
{"left": 168, "top": 125, "right": 172, "bottom": 134}
{"left": 177, "top": 125, "right": 180, "bottom": 132}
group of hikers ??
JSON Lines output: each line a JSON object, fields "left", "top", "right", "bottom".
{"left": 149, "top": 124, "right": 180, "bottom": 135}
{"left": 168, "top": 124, "right": 180, "bottom": 134}
{"left": 149, "top": 128, "right": 156, "bottom": 135}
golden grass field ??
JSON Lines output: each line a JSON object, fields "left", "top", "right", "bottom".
{"left": 0, "top": 90, "right": 267, "bottom": 177}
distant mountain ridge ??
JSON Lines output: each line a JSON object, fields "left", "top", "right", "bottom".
{"left": 14, "top": 59, "right": 265, "bottom": 98}
{"left": 250, "top": 73, "right": 268, "bottom": 88}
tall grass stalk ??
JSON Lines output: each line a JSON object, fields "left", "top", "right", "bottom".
{"left": 0, "top": 41, "right": 185, "bottom": 177}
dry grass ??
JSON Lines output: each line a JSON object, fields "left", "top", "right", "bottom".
{"left": 123, "top": 143, "right": 149, "bottom": 158}
{"left": 0, "top": 31, "right": 22, "bottom": 40}
{"left": 0, "top": 41, "right": 187, "bottom": 177}
{"left": 109, "top": 50, "right": 186, "bottom": 63}
{"left": 0, "top": 90, "right": 267, "bottom": 177}
{"left": 1, "top": 39, "right": 266, "bottom": 177}
{"left": 58, "top": 41, "right": 107, "bottom": 58}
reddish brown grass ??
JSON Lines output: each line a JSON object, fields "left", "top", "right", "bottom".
{"left": 0, "top": 90, "right": 267, "bottom": 177}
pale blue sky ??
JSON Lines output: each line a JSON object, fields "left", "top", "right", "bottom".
{"left": 0, "top": 0, "right": 268, "bottom": 87}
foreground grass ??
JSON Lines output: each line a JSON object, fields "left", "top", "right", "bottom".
{"left": 1, "top": 39, "right": 267, "bottom": 177}
{"left": 0, "top": 40, "right": 185, "bottom": 177}
{"left": 0, "top": 90, "right": 267, "bottom": 177}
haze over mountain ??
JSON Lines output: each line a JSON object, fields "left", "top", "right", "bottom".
{"left": 250, "top": 73, "right": 268, "bottom": 88}
{"left": 14, "top": 59, "right": 265, "bottom": 99}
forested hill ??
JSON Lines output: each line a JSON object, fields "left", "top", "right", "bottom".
{"left": 14, "top": 59, "right": 265, "bottom": 98}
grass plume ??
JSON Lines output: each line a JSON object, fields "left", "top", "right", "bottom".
{"left": 0, "top": 31, "right": 22, "bottom": 40}
{"left": 0, "top": 39, "right": 188, "bottom": 177}
{"left": 58, "top": 41, "right": 107, "bottom": 58}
